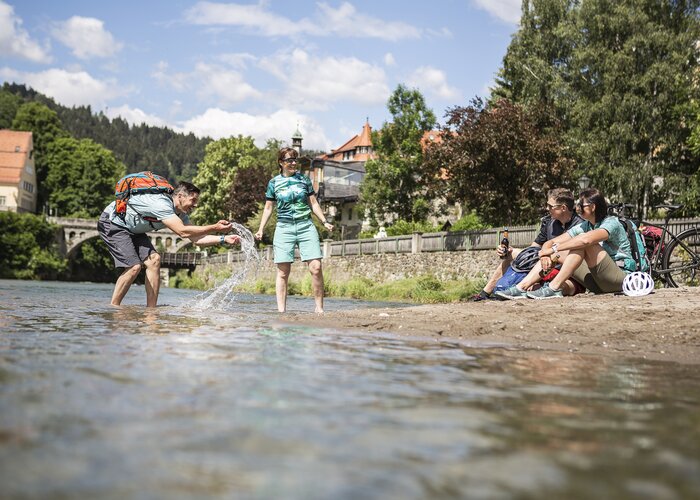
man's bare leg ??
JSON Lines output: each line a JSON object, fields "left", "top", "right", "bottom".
{"left": 144, "top": 253, "right": 161, "bottom": 308}
{"left": 111, "top": 264, "right": 142, "bottom": 306}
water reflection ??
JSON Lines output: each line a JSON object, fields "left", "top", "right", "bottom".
{"left": 1, "top": 280, "right": 699, "bottom": 499}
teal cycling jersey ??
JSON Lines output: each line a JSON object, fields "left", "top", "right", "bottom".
{"left": 265, "top": 173, "right": 315, "bottom": 221}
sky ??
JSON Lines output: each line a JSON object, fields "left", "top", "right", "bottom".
{"left": 0, "top": 0, "right": 522, "bottom": 152}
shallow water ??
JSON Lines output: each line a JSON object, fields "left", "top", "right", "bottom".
{"left": 1, "top": 279, "right": 699, "bottom": 499}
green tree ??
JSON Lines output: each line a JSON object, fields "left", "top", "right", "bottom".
{"left": 11, "top": 101, "right": 69, "bottom": 209}
{"left": 359, "top": 85, "right": 437, "bottom": 224}
{"left": 0, "top": 90, "right": 22, "bottom": 128}
{"left": 192, "top": 135, "right": 262, "bottom": 224}
{"left": 0, "top": 212, "right": 67, "bottom": 279}
{"left": 425, "top": 98, "right": 575, "bottom": 226}
{"left": 225, "top": 139, "right": 282, "bottom": 225}
{"left": 495, "top": 0, "right": 700, "bottom": 216}
{"left": 44, "top": 137, "right": 126, "bottom": 217}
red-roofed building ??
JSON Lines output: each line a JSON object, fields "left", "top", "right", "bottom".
{"left": 0, "top": 130, "right": 37, "bottom": 213}
{"left": 311, "top": 120, "right": 377, "bottom": 239}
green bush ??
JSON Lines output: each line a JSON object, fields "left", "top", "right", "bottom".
{"left": 0, "top": 212, "right": 67, "bottom": 279}
{"left": 385, "top": 219, "right": 438, "bottom": 236}
{"left": 450, "top": 211, "right": 489, "bottom": 231}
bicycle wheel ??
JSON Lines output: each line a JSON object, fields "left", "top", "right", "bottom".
{"left": 661, "top": 228, "right": 700, "bottom": 287}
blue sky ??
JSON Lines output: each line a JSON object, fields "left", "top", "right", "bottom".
{"left": 0, "top": 0, "right": 521, "bottom": 152}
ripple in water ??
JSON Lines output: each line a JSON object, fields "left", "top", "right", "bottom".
{"left": 192, "top": 222, "right": 261, "bottom": 310}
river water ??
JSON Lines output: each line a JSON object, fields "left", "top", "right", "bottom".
{"left": 1, "top": 279, "right": 699, "bottom": 499}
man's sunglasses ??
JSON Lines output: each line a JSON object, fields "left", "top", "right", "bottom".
{"left": 546, "top": 203, "right": 565, "bottom": 210}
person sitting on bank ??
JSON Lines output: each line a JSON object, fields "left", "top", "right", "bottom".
{"left": 98, "top": 181, "right": 240, "bottom": 308}
{"left": 522, "top": 188, "right": 639, "bottom": 299}
{"left": 472, "top": 188, "right": 584, "bottom": 301}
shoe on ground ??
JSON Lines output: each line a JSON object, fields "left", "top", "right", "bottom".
{"left": 470, "top": 290, "right": 493, "bottom": 302}
{"left": 494, "top": 286, "right": 528, "bottom": 300}
{"left": 526, "top": 284, "right": 564, "bottom": 300}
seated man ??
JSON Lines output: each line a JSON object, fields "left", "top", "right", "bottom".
{"left": 472, "top": 188, "right": 583, "bottom": 301}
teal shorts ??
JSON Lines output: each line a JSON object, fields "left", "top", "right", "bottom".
{"left": 273, "top": 218, "right": 323, "bottom": 264}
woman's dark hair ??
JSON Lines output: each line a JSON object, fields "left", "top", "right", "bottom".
{"left": 173, "top": 181, "right": 200, "bottom": 196}
{"left": 579, "top": 187, "right": 607, "bottom": 223}
{"left": 277, "top": 147, "right": 298, "bottom": 172}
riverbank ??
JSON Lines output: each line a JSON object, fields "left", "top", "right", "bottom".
{"left": 291, "top": 287, "right": 700, "bottom": 365}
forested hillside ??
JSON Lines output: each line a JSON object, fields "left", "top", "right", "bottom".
{"left": 1, "top": 83, "right": 210, "bottom": 181}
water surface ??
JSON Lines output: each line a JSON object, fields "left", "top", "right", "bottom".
{"left": 1, "top": 280, "right": 699, "bottom": 499}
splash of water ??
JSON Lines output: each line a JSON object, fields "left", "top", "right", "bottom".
{"left": 192, "top": 222, "right": 261, "bottom": 310}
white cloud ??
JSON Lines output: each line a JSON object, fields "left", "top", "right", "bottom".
{"left": 472, "top": 0, "right": 522, "bottom": 25}
{"left": 151, "top": 60, "right": 262, "bottom": 105}
{"left": 407, "top": 66, "right": 460, "bottom": 100}
{"left": 152, "top": 61, "right": 189, "bottom": 92}
{"left": 0, "top": 67, "right": 124, "bottom": 107}
{"left": 384, "top": 53, "right": 396, "bottom": 66}
{"left": 104, "top": 105, "right": 169, "bottom": 128}
{"left": 259, "top": 49, "right": 389, "bottom": 110}
{"left": 0, "top": 1, "right": 51, "bottom": 63}
{"left": 180, "top": 107, "right": 332, "bottom": 150}
{"left": 218, "top": 52, "right": 257, "bottom": 69}
{"left": 194, "top": 62, "right": 262, "bottom": 104}
{"left": 185, "top": 1, "right": 422, "bottom": 41}
{"left": 316, "top": 2, "right": 421, "bottom": 41}
{"left": 51, "top": 16, "right": 122, "bottom": 59}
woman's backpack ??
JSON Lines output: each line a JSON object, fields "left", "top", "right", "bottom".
{"left": 618, "top": 217, "right": 650, "bottom": 272}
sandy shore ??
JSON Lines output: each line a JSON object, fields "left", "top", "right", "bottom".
{"left": 290, "top": 287, "right": 700, "bottom": 364}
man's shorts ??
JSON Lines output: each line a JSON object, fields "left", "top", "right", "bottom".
{"left": 98, "top": 212, "right": 156, "bottom": 268}
{"left": 273, "top": 218, "right": 323, "bottom": 264}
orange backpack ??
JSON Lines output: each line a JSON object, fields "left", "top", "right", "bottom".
{"left": 114, "top": 171, "right": 174, "bottom": 220}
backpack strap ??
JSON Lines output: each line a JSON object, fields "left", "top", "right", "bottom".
{"left": 619, "top": 217, "right": 643, "bottom": 271}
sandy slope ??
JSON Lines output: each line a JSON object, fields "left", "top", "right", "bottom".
{"left": 290, "top": 287, "right": 700, "bottom": 364}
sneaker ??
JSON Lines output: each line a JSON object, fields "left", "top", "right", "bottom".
{"left": 494, "top": 286, "right": 528, "bottom": 300}
{"left": 526, "top": 284, "right": 564, "bottom": 300}
{"left": 470, "top": 290, "right": 493, "bottom": 302}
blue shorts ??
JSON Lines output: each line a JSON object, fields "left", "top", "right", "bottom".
{"left": 273, "top": 218, "right": 323, "bottom": 264}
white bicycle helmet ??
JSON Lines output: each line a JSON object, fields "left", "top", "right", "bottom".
{"left": 622, "top": 272, "right": 655, "bottom": 297}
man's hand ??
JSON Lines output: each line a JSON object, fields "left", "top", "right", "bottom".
{"left": 496, "top": 245, "right": 512, "bottom": 258}
{"left": 214, "top": 220, "right": 232, "bottom": 232}
{"left": 224, "top": 235, "right": 241, "bottom": 246}
{"left": 540, "top": 255, "right": 553, "bottom": 273}
{"left": 254, "top": 230, "right": 263, "bottom": 240}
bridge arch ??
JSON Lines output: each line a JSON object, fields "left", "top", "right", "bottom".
{"left": 50, "top": 216, "right": 196, "bottom": 258}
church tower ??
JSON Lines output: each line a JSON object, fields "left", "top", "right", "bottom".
{"left": 292, "top": 124, "right": 303, "bottom": 154}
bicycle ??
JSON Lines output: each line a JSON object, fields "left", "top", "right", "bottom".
{"left": 609, "top": 203, "right": 700, "bottom": 287}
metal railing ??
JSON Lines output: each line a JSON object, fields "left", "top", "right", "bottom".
{"left": 161, "top": 252, "right": 202, "bottom": 268}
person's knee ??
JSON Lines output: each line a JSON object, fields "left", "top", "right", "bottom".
{"left": 308, "top": 260, "right": 322, "bottom": 276}
{"left": 145, "top": 252, "right": 161, "bottom": 269}
{"left": 124, "top": 264, "right": 142, "bottom": 278}
{"left": 277, "top": 266, "right": 290, "bottom": 280}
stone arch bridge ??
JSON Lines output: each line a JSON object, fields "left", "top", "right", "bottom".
{"left": 48, "top": 217, "right": 199, "bottom": 268}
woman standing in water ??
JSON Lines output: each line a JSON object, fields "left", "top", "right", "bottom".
{"left": 255, "top": 147, "right": 334, "bottom": 313}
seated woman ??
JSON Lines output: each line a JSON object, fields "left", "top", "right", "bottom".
{"left": 525, "top": 188, "right": 638, "bottom": 299}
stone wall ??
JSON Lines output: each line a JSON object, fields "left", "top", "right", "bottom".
{"left": 194, "top": 249, "right": 497, "bottom": 285}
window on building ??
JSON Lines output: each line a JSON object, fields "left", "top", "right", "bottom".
{"left": 347, "top": 208, "right": 353, "bottom": 221}
{"left": 325, "top": 166, "right": 364, "bottom": 186}
{"left": 0, "top": 196, "right": 5, "bottom": 206}
{"left": 23, "top": 181, "right": 34, "bottom": 193}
